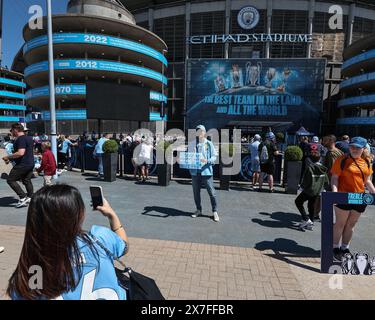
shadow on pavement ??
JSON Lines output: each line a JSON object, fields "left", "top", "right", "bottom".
{"left": 255, "top": 238, "right": 321, "bottom": 273}
{"left": 141, "top": 206, "right": 211, "bottom": 220}
{"left": 0, "top": 197, "right": 18, "bottom": 207}
{"left": 252, "top": 211, "right": 302, "bottom": 231}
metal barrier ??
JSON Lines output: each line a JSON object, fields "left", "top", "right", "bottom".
{"left": 321, "top": 192, "right": 375, "bottom": 273}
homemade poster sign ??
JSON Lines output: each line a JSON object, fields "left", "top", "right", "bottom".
{"left": 179, "top": 152, "right": 202, "bottom": 170}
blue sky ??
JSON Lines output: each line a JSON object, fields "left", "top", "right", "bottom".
{"left": 2, "top": 0, "right": 69, "bottom": 68}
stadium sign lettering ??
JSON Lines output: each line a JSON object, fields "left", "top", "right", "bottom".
{"left": 187, "top": 33, "right": 313, "bottom": 44}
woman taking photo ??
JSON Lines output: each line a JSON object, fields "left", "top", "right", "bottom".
{"left": 7, "top": 184, "right": 129, "bottom": 300}
{"left": 331, "top": 137, "right": 375, "bottom": 261}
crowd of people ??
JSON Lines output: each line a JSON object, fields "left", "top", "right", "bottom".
{"left": 0, "top": 122, "right": 375, "bottom": 299}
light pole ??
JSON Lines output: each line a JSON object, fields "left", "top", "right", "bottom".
{"left": 46, "top": 0, "right": 58, "bottom": 178}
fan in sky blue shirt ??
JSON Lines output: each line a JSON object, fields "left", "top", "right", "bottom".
{"left": 61, "top": 139, "right": 73, "bottom": 154}
{"left": 12, "top": 226, "right": 127, "bottom": 300}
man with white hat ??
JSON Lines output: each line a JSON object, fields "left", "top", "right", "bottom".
{"left": 189, "top": 125, "right": 220, "bottom": 222}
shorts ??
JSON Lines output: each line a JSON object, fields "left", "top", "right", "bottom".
{"left": 251, "top": 159, "right": 261, "bottom": 173}
{"left": 141, "top": 162, "right": 151, "bottom": 168}
{"left": 260, "top": 162, "right": 275, "bottom": 175}
{"left": 335, "top": 204, "right": 367, "bottom": 213}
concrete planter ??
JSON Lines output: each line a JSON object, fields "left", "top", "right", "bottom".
{"left": 285, "top": 161, "right": 302, "bottom": 194}
{"left": 103, "top": 153, "right": 118, "bottom": 182}
{"left": 157, "top": 163, "right": 171, "bottom": 186}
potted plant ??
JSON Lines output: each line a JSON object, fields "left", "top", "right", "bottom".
{"left": 103, "top": 139, "right": 119, "bottom": 182}
{"left": 284, "top": 145, "right": 303, "bottom": 194}
{"left": 157, "top": 141, "right": 172, "bottom": 186}
{"left": 219, "top": 143, "right": 235, "bottom": 191}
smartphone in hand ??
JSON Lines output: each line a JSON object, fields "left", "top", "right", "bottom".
{"left": 90, "top": 186, "right": 103, "bottom": 210}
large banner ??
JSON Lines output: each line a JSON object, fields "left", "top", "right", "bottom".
{"left": 186, "top": 59, "right": 326, "bottom": 133}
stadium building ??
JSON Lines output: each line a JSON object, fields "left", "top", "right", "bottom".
{"left": 0, "top": 68, "right": 26, "bottom": 134}
{"left": 339, "top": 33, "right": 375, "bottom": 137}
{"left": 122, "top": 0, "right": 375, "bottom": 134}
{"left": 13, "top": 0, "right": 168, "bottom": 135}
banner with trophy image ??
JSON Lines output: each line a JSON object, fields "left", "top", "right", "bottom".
{"left": 186, "top": 59, "right": 326, "bottom": 133}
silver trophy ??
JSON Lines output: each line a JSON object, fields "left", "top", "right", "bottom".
{"left": 266, "top": 68, "right": 277, "bottom": 89}
{"left": 246, "top": 62, "right": 262, "bottom": 87}
{"left": 369, "top": 257, "right": 375, "bottom": 275}
{"left": 341, "top": 253, "right": 355, "bottom": 275}
{"left": 231, "top": 65, "right": 241, "bottom": 88}
{"left": 215, "top": 75, "right": 226, "bottom": 92}
{"left": 355, "top": 253, "right": 369, "bottom": 275}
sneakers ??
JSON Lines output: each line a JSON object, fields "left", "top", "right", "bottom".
{"left": 341, "top": 248, "right": 351, "bottom": 256}
{"left": 191, "top": 210, "right": 202, "bottom": 218}
{"left": 213, "top": 211, "right": 220, "bottom": 222}
{"left": 333, "top": 248, "right": 343, "bottom": 262}
{"left": 0, "top": 247, "right": 4, "bottom": 254}
{"left": 15, "top": 197, "right": 31, "bottom": 208}
{"left": 298, "top": 219, "right": 314, "bottom": 230}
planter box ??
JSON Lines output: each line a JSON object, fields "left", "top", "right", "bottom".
{"left": 157, "top": 163, "right": 171, "bottom": 186}
{"left": 219, "top": 163, "right": 231, "bottom": 191}
{"left": 285, "top": 161, "right": 302, "bottom": 194}
{"left": 103, "top": 153, "right": 118, "bottom": 182}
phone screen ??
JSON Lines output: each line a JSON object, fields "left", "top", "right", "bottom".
{"left": 90, "top": 186, "right": 103, "bottom": 209}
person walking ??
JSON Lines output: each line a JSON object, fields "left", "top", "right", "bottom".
{"left": 295, "top": 151, "right": 329, "bottom": 231}
{"left": 137, "top": 138, "right": 154, "bottom": 182}
{"left": 57, "top": 135, "right": 77, "bottom": 173}
{"left": 258, "top": 132, "right": 280, "bottom": 193}
{"left": 189, "top": 125, "right": 219, "bottom": 222}
{"left": 331, "top": 137, "right": 375, "bottom": 261}
{"left": 7, "top": 184, "right": 129, "bottom": 300}
{"left": 93, "top": 133, "right": 110, "bottom": 178}
{"left": 2, "top": 123, "right": 34, "bottom": 208}
{"left": 249, "top": 134, "right": 261, "bottom": 190}
{"left": 37, "top": 142, "right": 57, "bottom": 186}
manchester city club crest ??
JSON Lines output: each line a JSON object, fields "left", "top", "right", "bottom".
{"left": 237, "top": 6, "right": 260, "bottom": 30}
{"left": 363, "top": 194, "right": 374, "bottom": 205}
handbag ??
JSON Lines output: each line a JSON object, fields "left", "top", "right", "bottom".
{"left": 90, "top": 234, "right": 165, "bottom": 301}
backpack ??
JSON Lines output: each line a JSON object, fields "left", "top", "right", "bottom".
{"left": 260, "top": 144, "right": 269, "bottom": 164}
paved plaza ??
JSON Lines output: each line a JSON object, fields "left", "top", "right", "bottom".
{"left": 1, "top": 171, "right": 375, "bottom": 300}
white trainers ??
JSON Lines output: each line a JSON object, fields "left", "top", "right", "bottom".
{"left": 0, "top": 247, "right": 4, "bottom": 254}
{"left": 191, "top": 210, "right": 202, "bottom": 218}
{"left": 213, "top": 212, "right": 220, "bottom": 222}
{"left": 299, "top": 219, "right": 313, "bottom": 230}
{"left": 16, "top": 197, "right": 31, "bottom": 208}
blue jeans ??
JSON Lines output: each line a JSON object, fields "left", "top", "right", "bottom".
{"left": 97, "top": 154, "right": 104, "bottom": 175}
{"left": 192, "top": 175, "right": 218, "bottom": 212}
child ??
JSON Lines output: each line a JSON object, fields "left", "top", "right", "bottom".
{"left": 295, "top": 151, "right": 329, "bottom": 230}
{"left": 37, "top": 142, "right": 57, "bottom": 186}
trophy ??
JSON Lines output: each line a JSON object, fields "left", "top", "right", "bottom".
{"left": 369, "top": 257, "right": 375, "bottom": 275}
{"left": 341, "top": 253, "right": 355, "bottom": 275}
{"left": 231, "top": 64, "right": 241, "bottom": 88}
{"left": 355, "top": 253, "right": 369, "bottom": 275}
{"left": 266, "top": 68, "right": 277, "bottom": 89}
{"left": 246, "top": 62, "right": 262, "bottom": 87}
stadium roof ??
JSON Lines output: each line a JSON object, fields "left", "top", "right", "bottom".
{"left": 120, "top": 0, "right": 375, "bottom": 12}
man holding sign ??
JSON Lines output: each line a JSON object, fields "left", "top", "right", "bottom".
{"left": 188, "top": 125, "right": 220, "bottom": 222}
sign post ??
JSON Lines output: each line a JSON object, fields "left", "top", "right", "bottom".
{"left": 321, "top": 192, "right": 375, "bottom": 274}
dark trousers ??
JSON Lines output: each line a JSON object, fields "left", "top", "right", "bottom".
{"left": 192, "top": 174, "right": 218, "bottom": 212}
{"left": 295, "top": 191, "right": 318, "bottom": 222}
{"left": 7, "top": 165, "right": 34, "bottom": 199}
{"left": 58, "top": 152, "right": 67, "bottom": 170}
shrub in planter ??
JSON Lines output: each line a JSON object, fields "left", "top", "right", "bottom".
{"left": 284, "top": 145, "right": 303, "bottom": 194}
{"left": 103, "top": 140, "right": 119, "bottom": 182}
